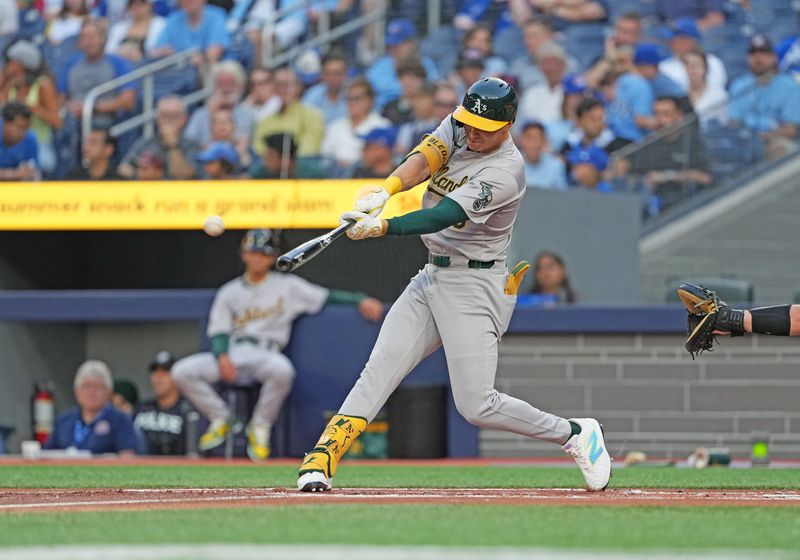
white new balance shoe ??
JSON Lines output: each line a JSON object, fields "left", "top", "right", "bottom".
{"left": 562, "top": 417, "right": 612, "bottom": 492}
{"left": 297, "top": 470, "right": 332, "bottom": 492}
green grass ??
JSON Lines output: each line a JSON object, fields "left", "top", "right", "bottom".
{"left": 1, "top": 464, "right": 799, "bottom": 490}
{"left": 1, "top": 505, "right": 799, "bottom": 550}
{"left": 2, "top": 464, "right": 799, "bottom": 551}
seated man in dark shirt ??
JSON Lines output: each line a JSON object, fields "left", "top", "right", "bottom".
{"left": 44, "top": 360, "right": 138, "bottom": 455}
{"left": 625, "top": 95, "right": 712, "bottom": 209}
{"left": 65, "top": 128, "right": 122, "bottom": 180}
{"left": 133, "top": 351, "right": 197, "bottom": 456}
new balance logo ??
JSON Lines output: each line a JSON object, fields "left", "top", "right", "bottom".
{"left": 585, "top": 431, "right": 604, "bottom": 465}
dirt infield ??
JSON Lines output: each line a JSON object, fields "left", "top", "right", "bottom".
{"left": 2, "top": 487, "right": 800, "bottom": 513}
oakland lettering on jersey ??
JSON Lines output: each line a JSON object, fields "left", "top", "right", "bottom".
{"left": 428, "top": 165, "right": 469, "bottom": 197}
{"left": 234, "top": 297, "right": 285, "bottom": 330}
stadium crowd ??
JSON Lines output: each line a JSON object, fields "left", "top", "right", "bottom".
{"left": 0, "top": 0, "right": 799, "bottom": 214}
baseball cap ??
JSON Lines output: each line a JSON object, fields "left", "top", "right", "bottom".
{"left": 456, "top": 48, "right": 485, "bottom": 69}
{"left": 566, "top": 145, "right": 609, "bottom": 171}
{"left": 360, "top": 127, "right": 397, "bottom": 148}
{"left": 562, "top": 73, "right": 588, "bottom": 95}
{"left": 113, "top": 379, "right": 139, "bottom": 406}
{"left": 149, "top": 350, "right": 175, "bottom": 371}
{"left": 294, "top": 49, "right": 321, "bottom": 86}
{"left": 748, "top": 34, "right": 774, "bottom": 54}
{"left": 669, "top": 17, "right": 701, "bottom": 40}
{"left": 385, "top": 18, "right": 416, "bottom": 47}
{"left": 6, "top": 40, "right": 42, "bottom": 71}
{"left": 634, "top": 43, "right": 665, "bottom": 66}
{"left": 136, "top": 149, "right": 164, "bottom": 169}
{"left": 196, "top": 142, "right": 239, "bottom": 166}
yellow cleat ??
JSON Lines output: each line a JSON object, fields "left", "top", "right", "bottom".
{"left": 246, "top": 423, "right": 271, "bottom": 462}
{"left": 298, "top": 414, "right": 367, "bottom": 492}
{"left": 198, "top": 419, "right": 229, "bottom": 451}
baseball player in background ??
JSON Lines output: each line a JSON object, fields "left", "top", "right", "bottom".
{"left": 298, "top": 78, "right": 612, "bottom": 493}
{"left": 172, "top": 229, "right": 383, "bottom": 461}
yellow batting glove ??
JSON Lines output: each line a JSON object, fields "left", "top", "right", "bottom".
{"left": 341, "top": 211, "right": 387, "bottom": 240}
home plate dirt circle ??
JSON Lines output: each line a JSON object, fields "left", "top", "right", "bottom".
{"left": 2, "top": 487, "right": 800, "bottom": 513}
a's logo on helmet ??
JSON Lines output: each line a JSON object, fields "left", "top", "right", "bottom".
{"left": 471, "top": 98, "right": 487, "bottom": 115}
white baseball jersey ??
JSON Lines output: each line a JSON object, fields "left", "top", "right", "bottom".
{"left": 207, "top": 273, "right": 329, "bottom": 350}
{"left": 421, "top": 115, "right": 527, "bottom": 262}
{"left": 338, "top": 112, "right": 572, "bottom": 447}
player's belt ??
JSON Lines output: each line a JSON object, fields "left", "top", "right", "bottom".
{"left": 428, "top": 253, "right": 495, "bottom": 269}
{"left": 233, "top": 336, "right": 277, "bottom": 350}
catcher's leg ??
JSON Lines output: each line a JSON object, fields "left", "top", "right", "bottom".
{"left": 298, "top": 269, "right": 443, "bottom": 492}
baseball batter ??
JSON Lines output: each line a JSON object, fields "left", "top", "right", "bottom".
{"left": 298, "top": 78, "right": 612, "bottom": 492}
{"left": 172, "top": 229, "right": 383, "bottom": 461}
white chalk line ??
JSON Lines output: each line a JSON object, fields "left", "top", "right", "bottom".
{"left": 2, "top": 488, "right": 800, "bottom": 511}
{"left": 0, "top": 545, "right": 795, "bottom": 560}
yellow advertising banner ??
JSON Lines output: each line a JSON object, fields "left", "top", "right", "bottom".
{"left": 0, "top": 180, "right": 426, "bottom": 230}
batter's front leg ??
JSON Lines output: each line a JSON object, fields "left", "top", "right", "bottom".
{"left": 340, "top": 270, "right": 443, "bottom": 421}
{"left": 299, "top": 269, "right": 443, "bottom": 491}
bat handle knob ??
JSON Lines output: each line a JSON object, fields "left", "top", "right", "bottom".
{"left": 275, "top": 257, "right": 294, "bottom": 272}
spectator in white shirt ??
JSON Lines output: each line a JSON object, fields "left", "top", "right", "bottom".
{"left": 659, "top": 17, "right": 727, "bottom": 91}
{"left": 321, "top": 76, "right": 391, "bottom": 177}
{"left": 516, "top": 41, "right": 567, "bottom": 126}
{"left": 683, "top": 47, "right": 728, "bottom": 126}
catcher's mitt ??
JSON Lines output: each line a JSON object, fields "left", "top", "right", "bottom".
{"left": 676, "top": 283, "right": 745, "bottom": 359}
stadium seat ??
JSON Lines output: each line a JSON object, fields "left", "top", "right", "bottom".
{"left": 703, "top": 122, "right": 764, "bottom": 180}
{"left": 42, "top": 35, "right": 80, "bottom": 75}
{"left": 666, "top": 277, "right": 755, "bottom": 304}
{"left": 0, "top": 424, "right": 13, "bottom": 455}
{"left": 563, "top": 23, "right": 607, "bottom": 71}
{"left": 15, "top": 8, "right": 45, "bottom": 41}
{"left": 493, "top": 25, "right": 524, "bottom": 67}
{"left": 420, "top": 25, "right": 460, "bottom": 78}
{"left": 150, "top": 62, "right": 200, "bottom": 100}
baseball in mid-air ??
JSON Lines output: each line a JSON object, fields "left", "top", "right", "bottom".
{"left": 204, "top": 215, "right": 225, "bottom": 237}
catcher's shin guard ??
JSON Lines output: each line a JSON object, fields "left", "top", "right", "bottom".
{"left": 298, "top": 414, "right": 367, "bottom": 490}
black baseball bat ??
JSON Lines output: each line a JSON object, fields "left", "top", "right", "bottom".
{"left": 275, "top": 219, "right": 356, "bottom": 272}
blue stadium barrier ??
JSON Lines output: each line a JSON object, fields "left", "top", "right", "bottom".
{"left": 0, "top": 290, "right": 688, "bottom": 457}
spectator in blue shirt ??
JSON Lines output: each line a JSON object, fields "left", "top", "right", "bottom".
{"left": 633, "top": 43, "right": 685, "bottom": 98}
{"left": 44, "top": 360, "right": 139, "bottom": 456}
{"left": 365, "top": 18, "right": 439, "bottom": 110}
{"left": 655, "top": 0, "right": 724, "bottom": 31}
{"left": 0, "top": 101, "right": 39, "bottom": 181}
{"left": 729, "top": 34, "right": 800, "bottom": 159}
{"left": 606, "top": 57, "right": 655, "bottom": 142}
{"left": 151, "top": 0, "right": 229, "bottom": 64}
{"left": 516, "top": 120, "right": 567, "bottom": 191}
{"left": 561, "top": 97, "right": 629, "bottom": 170}
{"left": 57, "top": 19, "right": 137, "bottom": 129}
{"left": 566, "top": 143, "right": 612, "bottom": 192}
{"left": 301, "top": 49, "right": 350, "bottom": 125}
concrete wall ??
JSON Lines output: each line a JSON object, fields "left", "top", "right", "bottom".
{"left": 509, "top": 189, "right": 641, "bottom": 303}
{"left": 485, "top": 333, "right": 800, "bottom": 460}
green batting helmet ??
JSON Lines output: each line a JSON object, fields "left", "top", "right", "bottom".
{"left": 241, "top": 229, "right": 281, "bottom": 255}
{"left": 452, "top": 77, "right": 517, "bottom": 132}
